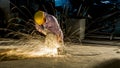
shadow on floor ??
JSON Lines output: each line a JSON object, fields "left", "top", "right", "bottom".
{"left": 93, "top": 58, "right": 120, "bottom": 68}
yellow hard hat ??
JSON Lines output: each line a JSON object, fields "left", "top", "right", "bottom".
{"left": 34, "top": 11, "right": 45, "bottom": 25}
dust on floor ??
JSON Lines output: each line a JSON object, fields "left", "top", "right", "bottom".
{"left": 0, "top": 39, "right": 120, "bottom": 68}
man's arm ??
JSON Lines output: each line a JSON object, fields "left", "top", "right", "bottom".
{"left": 35, "top": 24, "right": 47, "bottom": 35}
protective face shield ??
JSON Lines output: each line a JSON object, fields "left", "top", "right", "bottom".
{"left": 34, "top": 11, "right": 45, "bottom": 25}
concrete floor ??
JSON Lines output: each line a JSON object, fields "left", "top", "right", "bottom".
{"left": 0, "top": 39, "right": 120, "bottom": 68}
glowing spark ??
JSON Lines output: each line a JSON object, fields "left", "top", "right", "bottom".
{"left": 0, "top": 34, "right": 64, "bottom": 58}
{"left": 28, "top": 47, "right": 58, "bottom": 57}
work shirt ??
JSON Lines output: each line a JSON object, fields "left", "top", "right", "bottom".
{"left": 35, "top": 12, "right": 63, "bottom": 41}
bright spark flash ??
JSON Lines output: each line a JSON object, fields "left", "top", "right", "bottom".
{"left": 0, "top": 34, "right": 64, "bottom": 58}
{"left": 28, "top": 47, "right": 58, "bottom": 57}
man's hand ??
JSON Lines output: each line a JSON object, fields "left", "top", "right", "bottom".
{"left": 41, "top": 30, "right": 47, "bottom": 35}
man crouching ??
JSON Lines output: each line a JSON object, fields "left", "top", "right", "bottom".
{"left": 34, "top": 10, "right": 64, "bottom": 55}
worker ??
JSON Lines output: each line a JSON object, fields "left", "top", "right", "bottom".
{"left": 34, "top": 10, "right": 64, "bottom": 54}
